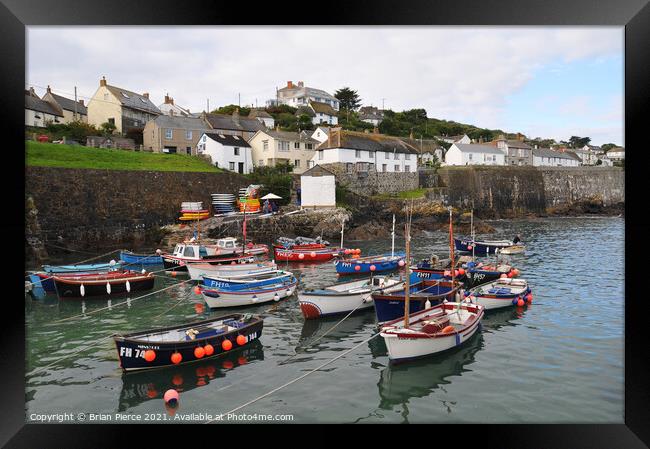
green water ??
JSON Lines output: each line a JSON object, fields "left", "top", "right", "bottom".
{"left": 25, "top": 217, "right": 624, "bottom": 424}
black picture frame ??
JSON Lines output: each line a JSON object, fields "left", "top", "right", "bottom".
{"left": 4, "top": 0, "right": 647, "bottom": 446}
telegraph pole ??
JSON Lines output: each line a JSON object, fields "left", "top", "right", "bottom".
{"left": 207, "top": 98, "right": 210, "bottom": 112}
{"left": 74, "top": 86, "right": 78, "bottom": 121}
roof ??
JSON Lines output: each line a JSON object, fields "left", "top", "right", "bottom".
{"left": 398, "top": 137, "right": 442, "bottom": 154}
{"left": 606, "top": 147, "right": 625, "bottom": 153}
{"left": 295, "top": 106, "right": 315, "bottom": 117}
{"left": 301, "top": 164, "right": 336, "bottom": 177}
{"left": 158, "top": 103, "right": 191, "bottom": 116}
{"left": 533, "top": 147, "right": 580, "bottom": 160}
{"left": 258, "top": 129, "right": 319, "bottom": 143}
{"left": 505, "top": 140, "right": 532, "bottom": 149}
{"left": 278, "top": 85, "right": 337, "bottom": 102}
{"left": 317, "top": 130, "right": 420, "bottom": 155}
{"left": 25, "top": 91, "right": 63, "bottom": 117}
{"left": 153, "top": 115, "right": 208, "bottom": 130}
{"left": 309, "top": 101, "right": 338, "bottom": 116}
{"left": 48, "top": 93, "right": 88, "bottom": 115}
{"left": 453, "top": 144, "right": 504, "bottom": 155}
{"left": 105, "top": 85, "right": 161, "bottom": 115}
{"left": 205, "top": 113, "right": 266, "bottom": 133}
{"left": 314, "top": 126, "right": 330, "bottom": 135}
{"left": 203, "top": 133, "right": 251, "bottom": 147}
{"left": 249, "top": 109, "right": 273, "bottom": 119}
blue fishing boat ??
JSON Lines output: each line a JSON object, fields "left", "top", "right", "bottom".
{"left": 453, "top": 237, "right": 517, "bottom": 256}
{"left": 200, "top": 270, "right": 294, "bottom": 291}
{"left": 119, "top": 250, "right": 163, "bottom": 265}
{"left": 42, "top": 261, "right": 122, "bottom": 273}
{"left": 371, "top": 277, "right": 462, "bottom": 324}
{"left": 334, "top": 252, "right": 406, "bottom": 275}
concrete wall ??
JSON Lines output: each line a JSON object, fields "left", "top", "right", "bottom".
{"left": 322, "top": 163, "right": 419, "bottom": 196}
{"left": 433, "top": 166, "right": 624, "bottom": 217}
{"left": 25, "top": 167, "right": 251, "bottom": 250}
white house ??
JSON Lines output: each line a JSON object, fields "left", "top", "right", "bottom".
{"left": 25, "top": 88, "right": 63, "bottom": 127}
{"left": 295, "top": 101, "right": 339, "bottom": 126}
{"left": 532, "top": 148, "right": 580, "bottom": 167}
{"left": 300, "top": 165, "right": 336, "bottom": 209}
{"left": 249, "top": 109, "right": 274, "bottom": 129}
{"left": 272, "top": 81, "right": 340, "bottom": 111}
{"left": 157, "top": 94, "right": 191, "bottom": 117}
{"left": 606, "top": 147, "right": 625, "bottom": 161}
{"left": 445, "top": 143, "right": 505, "bottom": 166}
{"left": 311, "top": 126, "right": 330, "bottom": 143}
{"left": 248, "top": 129, "right": 318, "bottom": 174}
{"left": 358, "top": 106, "right": 384, "bottom": 126}
{"left": 196, "top": 132, "right": 253, "bottom": 174}
{"left": 311, "top": 128, "right": 419, "bottom": 173}
{"left": 437, "top": 134, "right": 471, "bottom": 145}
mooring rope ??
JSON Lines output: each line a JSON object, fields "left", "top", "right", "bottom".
{"left": 24, "top": 248, "right": 123, "bottom": 280}
{"left": 205, "top": 332, "right": 380, "bottom": 423}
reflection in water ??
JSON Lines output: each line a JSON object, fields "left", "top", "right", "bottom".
{"left": 118, "top": 340, "right": 264, "bottom": 411}
{"left": 299, "top": 312, "right": 376, "bottom": 342}
{"left": 375, "top": 306, "right": 522, "bottom": 422}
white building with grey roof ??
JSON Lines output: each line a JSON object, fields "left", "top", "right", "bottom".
{"left": 532, "top": 148, "right": 581, "bottom": 167}
{"left": 445, "top": 143, "right": 506, "bottom": 166}
{"left": 197, "top": 132, "right": 253, "bottom": 174}
{"left": 271, "top": 81, "right": 340, "bottom": 112}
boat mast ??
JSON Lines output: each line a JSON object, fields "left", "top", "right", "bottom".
{"left": 449, "top": 207, "right": 455, "bottom": 284}
{"left": 471, "top": 208, "right": 475, "bottom": 261}
{"left": 340, "top": 218, "right": 345, "bottom": 249}
{"left": 403, "top": 219, "right": 411, "bottom": 329}
{"left": 242, "top": 202, "right": 247, "bottom": 255}
{"left": 391, "top": 214, "right": 396, "bottom": 258}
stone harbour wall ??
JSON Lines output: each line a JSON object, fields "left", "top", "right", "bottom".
{"left": 320, "top": 163, "right": 419, "bottom": 195}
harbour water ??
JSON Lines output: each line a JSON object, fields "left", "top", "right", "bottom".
{"left": 25, "top": 217, "right": 624, "bottom": 424}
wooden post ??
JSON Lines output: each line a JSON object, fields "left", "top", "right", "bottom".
{"left": 403, "top": 221, "right": 411, "bottom": 328}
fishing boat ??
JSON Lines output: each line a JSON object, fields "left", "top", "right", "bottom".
{"left": 467, "top": 277, "right": 532, "bottom": 310}
{"left": 298, "top": 274, "right": 406, "bottom": 319}
{"left": 372, "top": 278, "right": 462, "bottom": 324}
{"left": 53, "top": 270, "right": 155, "bottom": 298}
{"left": 200, "top": 275, "right": 298, "bottom": 308}
{"left": 203, "top": 237, "right": 269, "bottom": 257}
{"left": 379, "top": 301, "right": 485, "bottom": 362}
{"left": 454, "top": 237, "right": 518, "bottom": 255}
{"left": 497, "top": 244, "right": 526, "bottom": 255}
{"left": 462, "top": 261, "right": 519, "bottom": 288}
{"left": 275, "top": 236, "right": 330, "bottom": 250}
{"left": 119, "top": 250, "right": 163, "bottom": 265}
{"left": 273, "top": 245, "right": 345, "bottom": 262}
{"left": 200, "top": 270, "right": 294, "bottom": 291}
{"left": 334, "top": 252, "right": 406, "bottom": 275}
{"left": 186, "top": 261, "right": 277, "bottom": 281}
{"left": 113, "top": 313, "right": 263, "bottom": 371}
{"left": 379, "top": 207, "right": 485, "bottom": 363}
{"left": 43, "top": 261, "right": 122, "bottom": 273}
{"left": 161, "top": 242, "right": 257, "bottom": 271}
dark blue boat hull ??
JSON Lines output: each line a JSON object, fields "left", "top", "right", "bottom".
{"left": 454, "top": 238, "right": 511, "bottom": 255}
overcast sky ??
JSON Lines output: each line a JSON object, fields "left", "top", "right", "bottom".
{"left": 27, "top": 26, "right": 623, "bottom": 146}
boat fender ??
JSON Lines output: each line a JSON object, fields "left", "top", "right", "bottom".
{"left": 251, "top": 295, "right": 258, "bottom": 303}
{"left": 425, "top": 299, "right": 431, "bottom": 309}
{"left": 80, "top": 284, "right": 85, "bottom": 297}
{"left": 273, "top": 294, "right": 280, "bottom": 301}
{"left": 286, "top": 289, "right": 292, "bottom": 296}
{"left": 106, "top": 282, "right": 111, "bottom": 295}
{"left": 126, "top": 280, "right": 131, "bottom": 293}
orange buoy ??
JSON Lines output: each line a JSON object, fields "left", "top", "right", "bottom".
{"left": 171, "top": 352, "right": 182, "bottom": 365}
{"left": 512, "top": 268, "right": 520, "bottom": 276}
{"left": 194, "top": 346, "right": 205, "bottom": 359}
{"left": 194, "top": 303, "right": 204, "bottom": 314}
{"left": 354, "top": 265, "right": 361, "bottom": 271}
{"left": 507, "top": 271, "right": 514, "bottom": 278}
{"left": 170, "top": 271, "right": 178, "bottom": 277}
{"left": 458, "top": 268, "right": 465, "bottom": 275}
{"left": 236, "top": 335, "right": 247, "bottom": 346}
{"left": 144, "top": 349, "right": 156, "bottom": 362}
{"left": 355, "top": 248, "right": 361, "bottom": 254}
{"left": 193, "top": 286, "right": 201, "bottom": 295}
{"left": 500, "top": 273, "right": 508, "bottom": 279}
{"left": 203, "top": 344, "right": 214, "bottom": 356}
{"left": 163, "top": 389, "right": 179, "bottom": 404}
{"left": 526, "top": 293, "right": 533, "bottom": 303}
{"left": 369, "top": 265, "right": 376, "bottom": 272}
{"left": 344, "top": 249, "right": 351, "bottom": 255}
{"left": 298, "top": 253, "right": 305, "bottom": 260}
{"left": 222, "top": 339, "right": 233, "bottom": 351}
{"left": 441, "top": 325, "right": 455, "bottom": 334}
{"left": 310, "top": 251, "right": 317, "bottom": 258}
{"left": 222, "top": 360, "right": 234, "bottom": 369}
{"left": 517, "top": 299, "right": 525, "bottom": 307}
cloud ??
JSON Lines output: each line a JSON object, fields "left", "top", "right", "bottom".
{"left": 26, "top": 26, "right": 623, "bottom": 143}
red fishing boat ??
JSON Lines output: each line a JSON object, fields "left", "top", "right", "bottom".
{"left": 273, "top": 245, "right": 346, "bottom": 262}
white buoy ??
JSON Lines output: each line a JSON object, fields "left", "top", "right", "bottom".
{"left": 110, "top": 259, "right": 116, "bottom": 266}
{"left": 106, "top": 282, "right": 111, "bottom": 294}
{"left": 80, "top": 283, "right": 85, "bottom": 297}
{"left": 273, "top": 294, "right": 280, "bottom": 302}
{"left": 425, "top": 299, "right": 431, "bottom": 309}
{"left": 142, "top": 268, "right": 146, "bottom": 274}
{"left": 286, "top": 289, "right": 292, "bottom": 296}
{"left": 251, "top": 295, "right": 258, "bottom": 303}
{"left": 126, "top": 280, "right": 131, "bottom": 293}
{"left": 156, "top": 249, "right": 162, "bottom": 255}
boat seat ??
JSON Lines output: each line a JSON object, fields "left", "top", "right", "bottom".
{"left": 185, "top": 326, "right": 226, "bottom": 341}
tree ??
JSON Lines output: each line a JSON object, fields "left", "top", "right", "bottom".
{"left": 334, "top": 87, "right": 361, "bottom": 111}
{"left": 100, "top": 121, "right": 116, "bottom": 136}
{"left": 568, "top": 136, "right": 591, "bottom": 148}
{"left": 601, "top": 143, "right": 618, "bottom": 152}
{"left": 297, "top": 114, "right": 314, "bottom": 131}
{"left": 211, "top": 104, "right": 251, "bottom": 116}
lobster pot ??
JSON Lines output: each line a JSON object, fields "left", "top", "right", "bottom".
{"left": 211, "top": 193, "right": 236, "bottom": 215}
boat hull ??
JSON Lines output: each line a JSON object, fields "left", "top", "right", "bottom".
{"left": 273, "top": 246, "right": 342, "bottom": 262}
{"left": 201, "top": 279, "right": 298, "bottom": 308}
{"left": 454, "top": 238, "right": 513, "bottom": 255}
{"left": 162, "top": 254, "right": 256, "bottom": 271}
{"left": 119, "top": 251, "right": 163, "bottom": 265}
{"left": 334, "top": 254, "right": 405, "bottom": 275}
{"left": 114, "top": 315, "right": 263, "bottom": 371}
{"left": 201, "top": 271, "right": 293, "bottom": 291}
{"left": 469, "top": 278, "right": 530, "bottom": 310}
{"left": 54, "top": 273, "right": 155, "bottom": 298}
{"left": 186, "top": 261, "right": 277, "bottom": 281}
{"left": 372, "top": 281, "right": 460, "bottom": 324}
{"left": 43, "top": 262, "right": 122, "bottom": 273}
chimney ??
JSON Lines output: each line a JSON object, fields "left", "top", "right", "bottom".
{"left": 46, "top": 85, "right": 51, "bottom": 94}
{"left": 298, "top": 81, "right": 304, "bottom": 87}
{"left": 79, "top": 99, "right": 84, "bottom": 106}
{"left": 164, "top": 94, "right": 173, "bottom": 104}
{"left": 143, "top": 92, "right": 149, "bottom": 99}
{"left": 100, "top": 76, "right": 107, "bottom": 87}
{"left": 287, "top": 81, "right": 293, "bottom": 89}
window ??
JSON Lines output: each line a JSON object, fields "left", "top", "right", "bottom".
{"left": 385, "top": 152, "right": 390, "bottom": 159}
{"left": 306, "top": 143, "right": 313, "bottom": 150}
{"left": 355, "top": 150, "right": 361, "bottom": 158}
{"left": 103, "top": 93, "right": 109, "bottom": 101}
{"left": 186, "top": 130, "right": 192, "bottom": 140}
{"left": 468, "top": 153, "right": 473, "bottom": 160}
{"left": 183, "top": 246, "right": 195, "bottom": 257}
{"left": 382, "top": 164, "right": 387, "bottom": 172}
{"left": 394, "top": 152, "right": 399, "bottom": 160}
{"left": 234, "top": 147, "right": 240, "bottom": 156}
{"left": 229, "top": 162, "right": 235, "bottom": 170}
{"left": 346, "top": 163, "right": 353, "bottom": 173}
{"left": 369, "top": 163, "right": 375, "bottom": 171}
{"left": 294, "top": 159, "right": 301, "bottom": 168}
{"left": 108, "top": 118, "right": 115, "bottom": 125}
{"left": 394, "top": 165, "right": 400, "bottom": 172}
{"left": 262, "top": 140, "right": 269, "bottom": 150}
{"left": 278, "top": 141, "right": 290, "bottom": 151}
{"left": 165, "top": 129, "right": 172, "bottom": 139}
{"left": 318, "top": 150, "right": 324, "bottom": 160}
{"left": 357, "top": 162, "right": 369, "bottom": 172}
{"left": 294, "top": 142, "right": 300, "bottom": 149}
{"left": 405, "top": 165, "right": 410, "bottom": 172}
{"left": 405, "top": 154, "right": 410, "bottom": 160}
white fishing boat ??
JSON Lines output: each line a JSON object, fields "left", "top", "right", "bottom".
{"left": 200, "top": 276, "right": 298, "bottom": 308}
{"left": 467, "top": 277, "right": 531, "bottom": 310}
{"left": 496, "top": 244, "right": 526, "bottom": 255}
{"left": 186, "top": 261, "right": 277, "bottom": 281}
{"left": 379, "top": 301, "right": 485, "bottom": 362}
{"left": 298, "top": 275, "right": 405, "bottom": 319}
{"left": 379, "top": 206, "right": 485, "bottom": 362}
